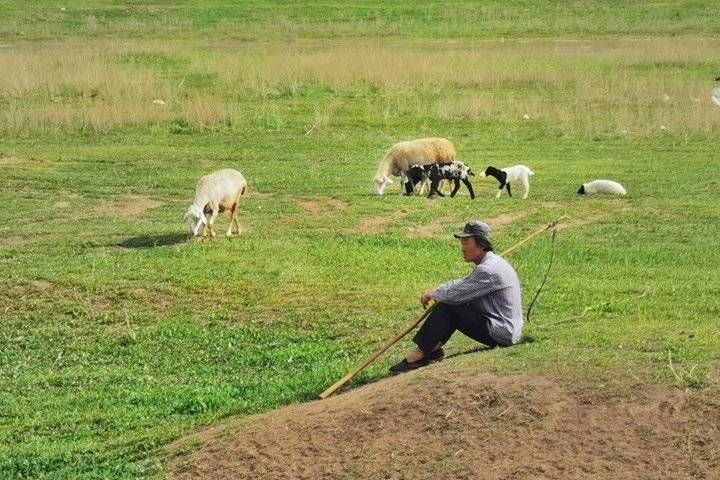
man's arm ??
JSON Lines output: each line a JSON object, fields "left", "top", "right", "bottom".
{"left": 430, "top": 268, "right": 499, "bottom": 305}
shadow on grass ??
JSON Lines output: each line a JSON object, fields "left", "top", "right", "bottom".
{"left": 118, "top": 233, "right": 188, "bottom": 249}
{"left": 445, "top": 335, "right": 535, "bottom": 360}
{"left": 443, "top": 344, "right": 495, "bottom": 361}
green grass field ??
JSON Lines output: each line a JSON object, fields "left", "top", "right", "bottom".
{"left": 1, "top": 2, "right": 719, "bottom": 478}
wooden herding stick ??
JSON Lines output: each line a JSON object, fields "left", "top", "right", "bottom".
{"left": 318, "top": 215, "right": 569, "bottom": 399}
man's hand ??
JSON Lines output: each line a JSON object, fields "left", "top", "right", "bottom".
{"left": 420, "top": 288, "right": 437, "bottom": 308}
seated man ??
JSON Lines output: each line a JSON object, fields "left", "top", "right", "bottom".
{"left": 390, "top": 220, "right": 524, "bottom": 373}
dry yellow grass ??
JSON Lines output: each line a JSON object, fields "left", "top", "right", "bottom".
{"left": 1, "top": 37, "right": 719, "bottom": 135}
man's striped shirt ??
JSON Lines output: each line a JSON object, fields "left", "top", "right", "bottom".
{"left": 431, "top": 251, "right": 524, "bottom": 345}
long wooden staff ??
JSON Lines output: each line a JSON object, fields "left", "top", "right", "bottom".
{"left": 318, "top": 215, "right": 569, "bottom": 399}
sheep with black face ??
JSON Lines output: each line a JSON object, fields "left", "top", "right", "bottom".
{"left": 480, "top": 164, "right": 534, "bottom": 199}
{"left": 577, "top": 179, "right": 626, "bottom": 196}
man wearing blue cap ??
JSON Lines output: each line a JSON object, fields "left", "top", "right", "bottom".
{"left": 390, "top": 220, "right": 524, "bottom": 373}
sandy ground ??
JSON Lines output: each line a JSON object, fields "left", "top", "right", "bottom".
{"left": 168, "top": 364, "right": 720, "bottom": 480}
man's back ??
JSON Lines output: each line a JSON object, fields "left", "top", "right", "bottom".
{"left": 433, "top": 251, "right": 524, "bottom": 345}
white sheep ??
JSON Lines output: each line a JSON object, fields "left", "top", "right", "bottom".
{"left": 711, "top": 75, "right": 720, "bottom": 107}
{"left": 372, "top": 137, "right": 456, "bottom": 195}
{"left": 577, "top": 179, "right": 627, "bottom": 196}
{"left": 184, "top": 168, "right": 248, "bottom": 238}
{"left": 480, "top": 165, "right": 535, "bottom": 199}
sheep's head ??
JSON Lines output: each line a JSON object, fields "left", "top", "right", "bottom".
{"left": 450, "top": 161, "right": 473, "bottom": 179}
{"left": 183, "top": 204, "right": 206, "bottom": 236}
{"left": 406, "top": 165, "right": 427, "bottom": 184}
{"left": 373, "top": 175, "right": 393, "bottom": 195}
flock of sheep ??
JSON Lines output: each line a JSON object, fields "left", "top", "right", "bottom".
{"left": 184, "top": 137, "right": 626, "bottom": 238}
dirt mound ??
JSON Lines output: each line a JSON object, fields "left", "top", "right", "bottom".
{"left": 168, "top": 366, "right": 719, "bottom": 479}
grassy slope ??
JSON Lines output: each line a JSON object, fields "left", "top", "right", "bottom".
{"left": 2, "top": 1, "right": 719, "bottom": 39}
{"left": 1, "top": 2, "right": 719, "bottom": 479}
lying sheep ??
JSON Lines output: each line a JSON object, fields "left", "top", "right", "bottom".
{"left": 405, "top": 161, "right": 475, "bottom": 199}
{"left": 481, "top": 165, "right": 534, "bottom": 199}
{"left": 712, "top": 76, "right": 720, "bottom": 107}
{"left": 184, "top": 168, "right": 248, "bottom": 238}
{"left": 373, "top": 137, "right": 456, "bottom": 195}
{"left": 577, "top": 179, "right": 626, "bottom": 196}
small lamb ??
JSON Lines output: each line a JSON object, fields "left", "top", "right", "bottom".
{"left": 405, "top": 161, "right": 475, "bottom": 199}
{"left": 481, "top": 165, "right": 534, "bottom": 199}
{"left": 184, "top": 168, "right": 248, "bottom": 238}
{"left": 577, "top": 179, "right": 627, "bottom": 196}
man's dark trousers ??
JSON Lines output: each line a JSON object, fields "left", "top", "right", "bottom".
{"left": 413, "top": 302, "right": 499, "bottom": 354}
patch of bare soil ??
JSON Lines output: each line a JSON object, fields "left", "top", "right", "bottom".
{"left": 485, "top": 212, "right": 527, "bottom": 230}
{"left": 357, "top": 209, "right": 410, "bottom": 234}
{"left": 169, "top": 366, "right": 719, "bottom": 480}
{"left": 326, "top": 198, "right": 349, "bottom": 211}
{"left": 297, "top": 197, "right": 349, "bottom": 215}
{"left": 0, "top": 156, "right": 23, "bottom": 165}
{"left": 2, "top": 280, "right": 178, "bottom": 322}
{"left": 407, "top": 220, "right": 445, "bottom": 237}
{"left": 94, "top": 195, "right": 164, "bottom": 218}
{"left": 0, "top": 235, "right": 31, "bottom": 246}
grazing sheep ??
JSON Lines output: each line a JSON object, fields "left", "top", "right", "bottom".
{"left": 184, "top": 168, "right": 248, "bottom": 238}
{"left": 577, "top": 179, "right": 627, "bottom": 196}
{"left": 373, "top": 137, "right": 456, "bottom": 195}
{"left": 481, "top": 165, "right": 534, "bottom": 199}
{"left": 406, "top": 161, "right": 475, "bottom": 199}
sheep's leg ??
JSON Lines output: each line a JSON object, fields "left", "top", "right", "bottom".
{"left": 418, "top": 179, "right": 429, "bottom": 196}
{"left": 226, "top": 216, "right": 234, "bottom": 237}
{"left": 404, "top": 177, "right": 415, "bottom": 196}
{"left": 207, "top": 209, "right": 219, "bottom": 238}
{"left": 232, "top": 213, "right": 242, "bottom": 235}
{"left": 230, "top": 206, "right": 242, "bottom": 236}
{"left": 434, "top": 178, "right": 446, "bottom": 197}
{"left": 495, "top": 183, "right": 504, "bottom": 199}
{"left": 461, "top": 178, "right": 475, "bottom": 200}
{"left": 226, "top": 204, "right": 238, "bottom": 237}
{"left": 506, "top": 183, "right": 512, "bottom": 197}
{"left": 400, "top": 172, "right": 412, "bottom": 196}
{"left": 450, "top": 179, "right": 461, "bottom": 197}
{"left": 521, "top": 177, "right": 530, "bottom": 199}
{"left": 428, "top": 176, "right": 441, "bottom": 198}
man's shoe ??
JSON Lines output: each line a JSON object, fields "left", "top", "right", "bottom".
{"left": 388, "top": 358, "right": 429, "bottom": 374}
{"left": 427, "top": 348, "right": 444, "bottom": 362}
